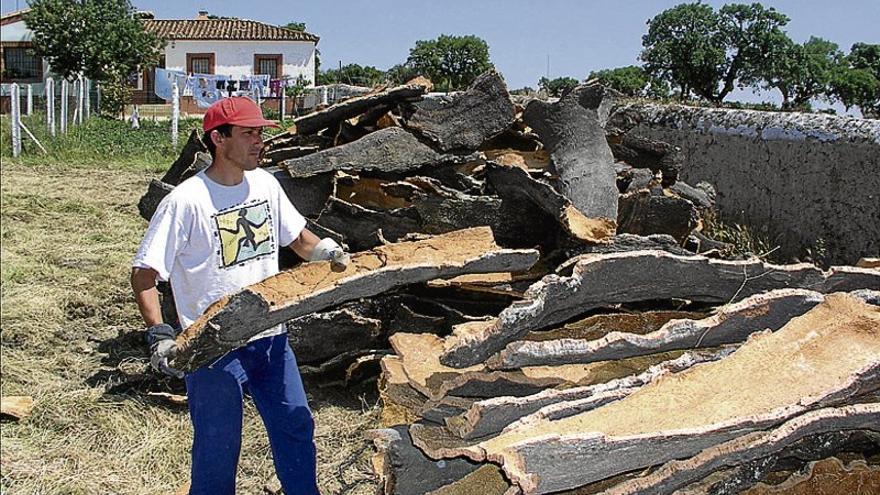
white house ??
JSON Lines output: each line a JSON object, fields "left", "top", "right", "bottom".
{"left": 136, "top": 10, "right": 319, "bottom": 111}
{"left": 0, "top": 9, "right": 51, "bottom": 110}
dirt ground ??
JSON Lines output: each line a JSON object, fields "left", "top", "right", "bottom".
{"left": 0, "top": 162, "right": 380, "bottom": 494}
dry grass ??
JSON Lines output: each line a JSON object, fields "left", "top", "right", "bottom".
{"left": 0, "top": 162, "right": 379, "bottom": 494}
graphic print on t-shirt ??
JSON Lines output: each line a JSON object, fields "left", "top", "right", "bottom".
{"left": 214, "top": 200, "right": 274, "bottom": 268}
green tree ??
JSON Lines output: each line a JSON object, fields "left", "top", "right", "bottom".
{"left": 847, "top": 43, "right": 880, "bottom": 78}
{"left": 762, "top": 37, "right": 842, "bottom": 110}
{"left": 641, "top": 2, "right": 791, "bottom": 104}
{"left": 385, "top": 63, "right": 420, "bottom": 85}
{"left": 405, "top": 34, "right": 493, "bottom": 91}
{"left": 831, "top": 43, "right": 880, "bottom": 117}
{"left": 587, "top": 65, "right": 669, "bottom": 98}
{"left": 283, "top": 21, "right": 306, "bottom": 31}
{"left": 538, "top": 76, "right": 579, "bottom": 97}
{"left": 317, "top": 63, "right": 386, "bottom": 87}
{"left": 25, "top": 0, "right": 163, "bottom": 115}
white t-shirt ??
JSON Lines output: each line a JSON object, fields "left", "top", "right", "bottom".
{"left": 133, "top": 167, "right": 306, "bottom": 341}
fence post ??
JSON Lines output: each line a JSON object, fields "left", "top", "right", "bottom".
{"left": 26, "top": 84, "right": 33, "bottom": 116}
{"left": 11, "top": 83, "right": 22, "bottom": 157}
{"left": 60, "top": 79, "right": 69, "bottom": 134}
{"left": 171, "top": 80, "right": 179, "bottom": 147}
{"left": 77, "top": 75, "right": 84, "bottom": 125}
{"left": 46, "top": 77, "right": 56, "bottom": 136}
{"left": 96, "top": 84, "right": 101, "bottom": 116}
{"left": 280, "top": 91, "right": 286, "bottom": 122}
{"left": 84, "top": 78, "right": 91, "bottom": 120}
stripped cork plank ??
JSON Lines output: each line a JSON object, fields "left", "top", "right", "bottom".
{"left": 446, "top": 348, "right": 733, "bottom": 441}
{"left": 390, "top": 332, "right": 684, "bottom": 401}
{"left": 172, "top": 227, "right": 538, "bottom": 371}
{"left": 486, "top": 289, "right": 829, "bottom": 369}
{"left": 441, "top": 250, "right": 880, "bottom": 368}
{"left": 600, "top": 403, "right": 880, "bottom": 495}
{"left": 450, "top": 294, "right": 880, "bottom": 494}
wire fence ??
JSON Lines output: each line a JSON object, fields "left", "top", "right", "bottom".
{"left": 4, "top": 77, "right": 101, "bottom": 157}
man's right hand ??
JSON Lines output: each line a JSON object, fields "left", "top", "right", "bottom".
{"left": 146, "top": 323, "right": 184, "bottom": 379}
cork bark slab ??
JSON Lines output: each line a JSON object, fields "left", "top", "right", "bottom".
{"left": 379, "top": 356, "right": 429, "bottom": 427}
{"left": 160, "top": 129, "right": 208, "bottom": 185}
{"left": 598, "top": 403, "right": 880, "bottom": 495}
{"left": 521, "top": 310, "right": 705, "bottom": 343}
{"left": 670, "top": 429, "right": 880, "bottom": 495}
{"left": 290, "top": 84, "right": 426, "bottom": 136}
{"left": 560, "top": 233, "right": 692, "bottom": 259}
{"left": 402, "top": 71, "right": 515, "bottom": 152}
{"left": 0, "top": 395, "right": 34, "bottom": 420}
{"left": 391, "top": 332, "right": 684, "bottom": 401}
{"left": 456, "top": 294, "right": 880, "bottom": 494}
{"left": 366, "top": 426, "right": 482, "bottom": 495}
{"left": 487, "top": 289, "right": 833, "bottom": 370}
{"left": 288, "top": 293, "right": 481, "bottom": 365}
{"left": 616, "top": 188, "right": 699, "bottom": 243}
{"left": 282, "top": 127, "right": 470, "bottom": 179}
{"left": 743, "top": 457, "right": 880, "bottom": 495}
{"left": 448, "top": 348, "right": 734, "bottom": 442}
{"left": 172, "top": 227, "right": 539, "bottom": 371}
{"left": 260, "top": 145, "right": 320, "bottom": 164}
{"left": 425, "top": 464, "right": 510, "bottom": 495}
{"left": 440, "top": 250, "right": 880, "bottom": 368}
{"left": 522, "top": 85, "right": 618, "bottom": 224}
{"left": 485, "top": 161, "right": 615, "bottom": 243}
{"left": 484, "top": 149, "right": 550, "bottom": 171}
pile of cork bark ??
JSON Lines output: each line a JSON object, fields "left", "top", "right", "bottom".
{"left": 139, "top": 72, "right": 880, "bottom": 494}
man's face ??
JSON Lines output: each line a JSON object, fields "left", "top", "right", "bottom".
{"left": 214, "top": 125, "right": 264, "bottom": 171}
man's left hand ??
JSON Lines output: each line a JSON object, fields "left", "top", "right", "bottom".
{"left": 311, "top": 238, "right": 351, "bottom": 271}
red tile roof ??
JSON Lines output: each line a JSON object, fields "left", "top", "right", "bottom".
{"left": 143, "top": 19, "right": 319, "bottom": 43}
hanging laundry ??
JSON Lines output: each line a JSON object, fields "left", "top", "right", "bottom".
{"left": 269, "top": 79, "right": 283, "bottom": 97}
{"left": 153, "top": 68, "right": 179, "bottom": 101}
{"left": 251, "top": 74, "right": 270, "bottom": 96}
{"left": 173, "top": 73, "right": 193, "bottom": 97}
{"left": 195, "top": 74, "right": 228, "bottom": 108}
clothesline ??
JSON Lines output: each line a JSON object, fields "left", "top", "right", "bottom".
{"left": 155, "top": 68, "right": 299, "bottom": 108}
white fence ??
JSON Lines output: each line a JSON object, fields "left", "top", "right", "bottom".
{"left": 5, "top": 77, "right": 99, "bottom": 157}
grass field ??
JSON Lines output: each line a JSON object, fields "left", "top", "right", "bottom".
{"left": 0, "top": 115, "right": 379, "bottom": 494}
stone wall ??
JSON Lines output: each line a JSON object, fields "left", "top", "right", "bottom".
{"left": 608, "top": 103, "right": 880, "bottom": 265}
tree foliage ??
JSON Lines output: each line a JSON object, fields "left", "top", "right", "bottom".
{"left": 762, "top": 37, "right": 842, "bottom": 110}
{"left": 283, "top": 21, "right": 306, "bottom": 31}
{"left": 385, "top": 63, "right": 420, "bottom": 85}
{"left": 25, "top": 0, "right": 163, "bottom": 83}
{"left": 641, "top": 2, "right": 790, "bottom": 104}
{"left": 317, "top": 63, "right": 386, "bottom": 87}
{"left": 405, "top": 34, "right": 493, "bottom": 91}
{"left": 831, "top": 43, "right": 880, "bottom": 117}
{"left": 538, "top": 76, "right": 579, "bottom": 97}
{"left": 588, "top": 65, "right": 669, "bottom": 98}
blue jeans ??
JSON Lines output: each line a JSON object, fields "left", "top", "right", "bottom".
{"left": 185, "top": 333, "right": 317, "bottom": 495}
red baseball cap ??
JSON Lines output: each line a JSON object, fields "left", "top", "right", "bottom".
{"left": 203, "top": 96, "right": 279, "bottom": 132}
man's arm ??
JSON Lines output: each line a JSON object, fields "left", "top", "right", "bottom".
{"left": 131, "top": 267, "right": 163, "bottom": 327}
{"left": 289, "top": 228, "right": 350, "bottom": 270}
{"left": 288, "top": 228, "right": 322, "bottom": 260}
{"left": 131, "top": 266, "right": 183, "bottom": 378}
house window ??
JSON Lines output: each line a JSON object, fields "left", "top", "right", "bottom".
{"left": 186, "top": 53, "right": 215, "bottom": 74}
{"left": 254, "top": 54, "right": 282, "bottom": 78}
{"left": 1, "top": 45, "right": 42, "bottom": 81}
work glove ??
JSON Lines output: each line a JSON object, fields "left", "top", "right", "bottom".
{"left": 145, "top": 323, "right": 185, "bottom": 379}
{"left": 310, "top": 237, "right": 351, "bottom": 271}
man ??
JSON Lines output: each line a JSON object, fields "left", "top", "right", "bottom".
{"left": 131, "top": 96, "right": 347, "bottom": 495}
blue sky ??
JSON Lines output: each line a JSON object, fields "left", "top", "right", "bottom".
{"left": 4, "top": 0, "right": 879, "bottom": 105}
